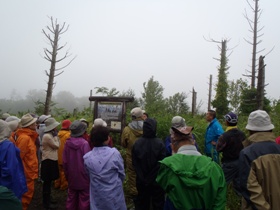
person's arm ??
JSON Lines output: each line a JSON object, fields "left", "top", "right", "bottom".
{"left": 116, "top": 150, "right": 125, "bottom": 182}
{"left": 42, "top": 134, "right": 59, "bottom": 149}
{"left": 216, "top": 134, "right": 226, "bottom": 152}
{"left": 121, "top": 127, "right": 129, "bottom": 148}
{"left": 239, "top": 149, "right": 255, "bottom": 208}
{"left": 62, "top": 144, "right": 69, "bottom": 180}
{"left": 246, "top": 161, "right": 270, "bottom": 210}
{"left": 212, "top": 166, "right": 227, "bottom": 210}
{"left": 16, "top": 136, "right": 29, "bottom": 159}
{"left": 2, "top": 142, "right": 16, "bottom": 187}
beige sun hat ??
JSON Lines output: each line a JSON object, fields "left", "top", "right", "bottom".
{"left": 131, "top": 107, "right": 143, "bottom": 118}
{"left": 20, "top": 114, "right": 37, "bottom": 128}
{"left": 44, "top": 117, "right": 60, "bottom": 132}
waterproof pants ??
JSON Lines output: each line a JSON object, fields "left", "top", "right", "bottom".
{"left": 22, "top": 178, "right": 35, "bottom": 210}
{"left": 66, "top": 188, "right": 89, "bottom": 210}
{"left": 135, "top": 182, "right": 165, "bottom": 210}
{"left": 54, "top": 165, "right": 68, "bottom": 190}
{"left": 125, "top": 155, "right": 138, "bottom": 208}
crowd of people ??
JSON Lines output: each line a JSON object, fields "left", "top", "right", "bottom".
{"left": 0, "top": 108, "right": 280, "bottom": 210}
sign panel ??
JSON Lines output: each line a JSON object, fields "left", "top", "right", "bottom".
{"left": 97, "top": 101, "right": 123, "bottom": 130}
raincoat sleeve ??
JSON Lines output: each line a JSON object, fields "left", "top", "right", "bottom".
{"left": 216, "top": 135, "right": 226, "bottom": 152}
{"left": 212, "top": 169, "right": 227, "bottom": 210}
{"left": 247, "top": 161, "right": 270, "bottom": 210}
{"left": 82, "top": 141, "right": 91, "bottom": 155}
{"left": 43, "top": 134, "right": 59, "bottom": 149}
{"left": 116, "top": 150, "right": 125, "bottom": 182}
{"left": 0, "top": 142, "right": 17, "bottom": 188}
{"left": 121, "top": 127, "right": 129, "bottom": 148}
{"left": 62, "top": 144, "right": 69, "bottom": 180}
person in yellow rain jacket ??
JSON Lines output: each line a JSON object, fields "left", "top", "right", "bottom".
{"left": 11, "top": 113, "right": 38, "bottom": 210}
{"left": 55, "top": 119, "right": 71, "bottom": 190}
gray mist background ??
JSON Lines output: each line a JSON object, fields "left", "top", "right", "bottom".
{"left": 1, "top": 0, "right": 279, "bottom": 110}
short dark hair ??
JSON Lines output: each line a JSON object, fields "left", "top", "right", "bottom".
{"left": 90, "top": 125, "right": 110, "bottom": 147}
{"left": 208, "top": 110, "right": 216, "bottom": 119}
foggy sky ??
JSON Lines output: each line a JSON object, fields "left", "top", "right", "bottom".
{"left": 1, "top": 0, "right": 280, "bottom": 111}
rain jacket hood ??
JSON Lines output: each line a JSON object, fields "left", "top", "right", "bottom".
{"left": 58, "top": 130, "right": 70, "bottom": 140}
{"left": 66, "top": 136, "right": 85, "bottom": 150}
{"left": 85, "top": 146, "right": 115, "bottom": 174}
{"left": 0, "top": 120, "right": 11, "bottom": 143}
{"left": 143, "top": 118, "right": 156, "bottom": 138}
{"left": 157, "top": 154, "right": 226, "bottom": 210}
{"left": 160, "top": 154, "right": 214, "bottom": 188}
{"left": 128, "top": 120, "right": 143, "bottom": 133}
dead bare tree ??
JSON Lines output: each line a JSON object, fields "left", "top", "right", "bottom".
{"left": 42, "top": 17, "right": 76, "bottom": 115}
{"left": 243, "top": 0, "right": 265, "bottom": 88}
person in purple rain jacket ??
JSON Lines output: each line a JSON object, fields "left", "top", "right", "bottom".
{"left": 83, "top": 125, "right": 126, "bottom": 210}
{"left": 63, "top": 120, "right": 91, "bottom": 210}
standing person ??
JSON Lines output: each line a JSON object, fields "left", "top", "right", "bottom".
{"left": 157, "top": 126, "right": 226, "bottom": 210}
{"left": 55, "top": 119, "right": 71, "bottom": 191}
{"left": 121, "top": 107, "right": 144, "bottom": 209}
{"left": 205, "top": 109, "right": 224, "bottom": 163}
{"left": 63, "top": 120, "right": 91, "bottom": 210}
{"left": 165, "top": 116, "right": 198, "bottom": 156}
{"left": 142, "top": 110, "right": 148, "bottom": 121}
{"left": 41, "top": 117, "right": 60, "bottom": 210}
{"left": 239, "top": 110, "right": 280, "bottom": 210}
{"left": 11, "top": 113, "right": 38, "bottom": 210}
{"left": 84, "top": 125, "right": 126, "bottom": 210}
{"left": 216, "top": 112, "right": 246, "bottom": 193}
{"left": 80, "top": 118, "right": 92, "bottom": 149}
{"left": 92, "top": 118, "right": 113, "bottom": 147}
{"left": 132, "top": 118, "right": 166, "bottom": 210}
{"left": 37, "top": 114, "right": 51, "bottom": 181}
{"left": 0, "top": 120, "right": 27, "bottom": 200}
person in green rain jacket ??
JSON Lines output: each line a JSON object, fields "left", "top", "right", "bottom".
{"left": 156, "top": 126, "right": 226, "bottom": 210}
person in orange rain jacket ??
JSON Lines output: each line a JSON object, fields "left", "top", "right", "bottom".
{"left": 11, "top": 113, "right": 38, "bottom": 210}
{"left": 55, "top": 119, "right": 72, "bottom": 190}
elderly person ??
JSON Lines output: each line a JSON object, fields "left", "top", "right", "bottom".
{"left": 10, "top": 113, "right": 38, "bottom": 210}
{"left": 157, "top": 126, "right": 226, "bottom": 210}
{"left": 41, "top": 117, "right": 60, "bottom": 209}
{"left": 239, "top": 110, "right": 280, "bottom": 210}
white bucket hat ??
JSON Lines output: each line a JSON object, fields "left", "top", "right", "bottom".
{"left": 44, "top": 117, "right": 60, "bottom": 132}
{"left": 246, "top": 110, "right": 274, "bottom": 131}
{"left": 92, "top": 118, "right": 107, "bottom": 128}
